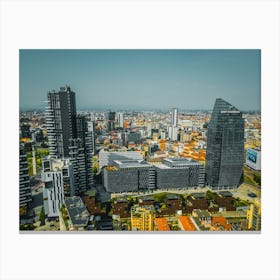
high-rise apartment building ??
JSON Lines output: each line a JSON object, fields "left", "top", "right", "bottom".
{"left": 45, "top": 86, "right": 77, "bottom": 158}
{"left": 87, "top": 120, "right": 96, "bottom": 155}
{"left": 19, "top": 144, "right": 32, "bottom": 211}
{"left": 106, "top": 111, "right": 116, "bottom": 132}
{"left": 76, "top": 115, "right": 94, "bottom": 189}
{"left": 117, "top": 112, "right": 124, "bottom": 128}
{"left": 171, "top": 108, "right": 178, "bottom": 127}
{"left": 205, "top": 98, "right": 244, "bottom": 189}
{"left": 168, "top": 108, "right": 178, "bottom": 141}
{"left": 45, "top": 86, "right": 94, "bottom": 195}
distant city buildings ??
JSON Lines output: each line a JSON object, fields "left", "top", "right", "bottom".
{"left": 205, "top": 98, "right": 244, "bottom": 190}
{"left": 19, "top": 89, "right": 261, "bottom": 231}
{"left": 168, "top": 108, "right": 178, "bottom": 141}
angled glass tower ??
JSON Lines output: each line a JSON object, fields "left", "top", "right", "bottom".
{"left": 205, "top": 98, "right": 244, "bottom": 189}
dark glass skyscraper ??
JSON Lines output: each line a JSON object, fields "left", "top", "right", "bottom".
{"left": 205, "top": 98, "right": 244, "bottom": 189}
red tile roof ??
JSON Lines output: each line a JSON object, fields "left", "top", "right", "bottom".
{"left": 178, "top": 216, "right": 197, "bottom": 231}
{"left": 154, "top": 217, "right": 170, "bottom": 231}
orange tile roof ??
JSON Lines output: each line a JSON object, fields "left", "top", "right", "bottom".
{"left": 178, "top": 216, "right": 197, "bottom": 231}
{"left": 154, "top": 218, "right": 170, "bottom": 231}
{"left": 212, "top": 216, "right": 231, "bottom": 230}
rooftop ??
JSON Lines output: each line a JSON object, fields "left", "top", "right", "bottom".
{"left": 113, "top": 159, "right": 151, "bottom": 169}
{"left": 166, "top": 194, "right": 180, "bottom": 200}
{"left": 190, "top": 193, "right": 206, "bottom": 199}
{"left": 65, "top": 196, "right": 90, "bottom": 227}
{"left": 154, "top": 218, "right": 170, "bottom": 231}
{"left": 178, "top": 216, "right": 197, "bottom": 231}
{"left": 218, "top": 191, "right": 233, "bottom": 198}
{"left": 193, "top": 209, "right": 211, "bottom": 219}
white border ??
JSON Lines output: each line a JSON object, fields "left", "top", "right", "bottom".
{"left": 1, "top": 1, "right": 279, "bottom": 280}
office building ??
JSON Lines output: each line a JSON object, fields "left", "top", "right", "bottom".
{"left": 131, "top": 205, "right": 155, "bottom": 231}
{"left": 103, "top": 159, "right": 156, "bottom": 192}
{"left": 103, "top": 157, "right": 204, "bottom": 192}
{"left": 155, "top": 158, "right": 205, "bottom": 189}
{"left": 19, "top": 144, "right": 32, "bottom": 211}
{"left": 45, "top": 86, "right": 77, "bottom": 158}
{"left": 205, "top": 98, "right": 244, "bottom": 189}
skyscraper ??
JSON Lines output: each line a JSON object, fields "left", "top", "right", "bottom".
{"left": 205, "top": 98, "right": 244, "bottom": 189}
{"left": 45, "top": 86, "right": 93, "bottom": 195}
{"left": 168, "top": 108, "right": 178, "bottom": 141}
{"left": 45, "top": 86, "right": 77, "bottom": 158}
{"left": 171, "top": 108, "right": 178, "bottom": 127}
{"left": 76, "top": 115, "right": 94, "bottom": 190}
{"left": 117, "top": 112, "right": 124, "bottom": 128}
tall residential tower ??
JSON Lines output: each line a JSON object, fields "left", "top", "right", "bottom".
{"left": 45, "top": 86, "right": 77, "bottom": 158}
{"left": 45, "top": 86, "right": 93, "bottom": 195}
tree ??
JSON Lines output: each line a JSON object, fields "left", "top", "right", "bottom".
{"left": 253, "top": 173, "right": 261, "bottom": 185}
{"left": 39, "top": 206, "right": 45, "bottom": 225}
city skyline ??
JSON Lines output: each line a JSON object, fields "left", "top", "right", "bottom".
{"left": 20, "top": 49, "right": 261, "bottom": 111}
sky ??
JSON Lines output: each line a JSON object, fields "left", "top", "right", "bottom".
{"left": 19, "top": 49, "right": 261, "bottom": 111}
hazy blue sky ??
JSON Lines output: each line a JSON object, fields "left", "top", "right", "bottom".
{"left": 20, "top": 49, "right": 261, "bottom": 111}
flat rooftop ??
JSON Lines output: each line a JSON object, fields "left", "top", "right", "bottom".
{"left": 163, "top": 157, "right": 201, "bottom": 166}
{"left": 218, "top": 191, "right": 233, "bottom": 197}
{"left": 65, "top": 196, "right": 90, "bottom": 227}
{"left": 113, "top": 159, "right": 151, "bottom": 169}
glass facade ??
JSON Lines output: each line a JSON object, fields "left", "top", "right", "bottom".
{"left": 205, "top": 98, "right": 244, "bottom": 189}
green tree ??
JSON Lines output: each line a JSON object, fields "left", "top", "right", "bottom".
{"left": 39, "top": 206, "right": 45, "bottom": 224}
{"left": 253, "top": 173, "right": 261, "bottom": 185}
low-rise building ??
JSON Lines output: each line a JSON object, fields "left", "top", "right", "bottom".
{"left": 64, "top": 196, "right": 90, "bottom": 230}
{"left": 154, "top": 217, "right": 170, "bottom": 231}
{"left": 178, "top": 216, "right": 197, "bottom": 231}
{"left": 247, "top": 200, "right": 261, "bottom": 231}
{"left": 131, "top": 205, "right": 155, "bottom": 231}
{"left": 211, "top": 216, "right": 231, "bottom": 231}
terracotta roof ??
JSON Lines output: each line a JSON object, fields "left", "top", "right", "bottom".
{"left": 154, "top": 217, "right": 170, "bottom": 231}
{"left": 178, "top": 216, "right": 197, "bottom": 231}
{"left": 212, "top": 216, "right": 231, "bottom": 230}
